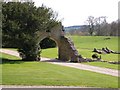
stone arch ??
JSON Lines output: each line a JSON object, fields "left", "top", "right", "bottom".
{"left": 37, "top": 23, "right": 81, "bottom": 62}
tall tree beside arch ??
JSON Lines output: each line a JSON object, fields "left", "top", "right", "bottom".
{"left": 2, "top": 2, "right": 59, "bottom": 60}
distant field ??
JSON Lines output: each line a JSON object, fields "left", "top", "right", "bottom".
{"left": 68, "top": 36, "right": 119, "bottom": 61}
{"left": 1, "top": 53, "right": 118, "bottom": 88}
{"left": 68, "top": 36, "right": 118, "bottom": 51}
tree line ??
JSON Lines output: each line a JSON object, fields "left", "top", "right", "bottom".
{"left": 66, "top": 16, "right": 119, "bottom": 36}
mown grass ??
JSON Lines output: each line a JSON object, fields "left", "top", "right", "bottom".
{"left": 41, "top": 48, "right": 119, "bottom": 70}
{"left": 41, "top": 36, "right": 119, "bottom": 70}
{"left": 68, "top": 36, "right": 118, "bottom": 51}
{"left": 1, "top": 53, "right": 119, "bottom": 88}
{"left": 4, "top": 36, "right": 119, "bottom": 61}
{"left": 2, "top": 36, "right": 119, "bottom": 70}
{"left": 41, "top": 36, "right": 119, "bottom": 61}
{"left": 41, "top": 48, "right": 58, "bottom": 58}
{"left": 83, "top": 62, "right": 119, "bottom": 70}
{"left": 67, "top": 36, "right": 119, "bottom": 61}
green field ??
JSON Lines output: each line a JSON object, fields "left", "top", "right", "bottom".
{"left": 2, "top": 36, "right": 120, "bottom": 70}
{"left": 83, "top": 62, "right": 118, "bottom": 70}
{"left": 4, "top": 36, "right": 119, "bottom": 61}
{"left": 41, "top": 36, "right": 119, "bottom": 70}
{"left": 68, "top": 36, "right": 119, "bottom": 61}
{"left": 42, "top": 36, "right": 119, "bottom": 61}
{"left": 4, "top": 36, "right": 119, "bottom": 70}
{"left": 1, "top": 53, "right": 119, "bottom": 88}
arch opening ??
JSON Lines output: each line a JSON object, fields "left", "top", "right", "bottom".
{"left": 39, "top": 37, "right": 58, "bottom": 59}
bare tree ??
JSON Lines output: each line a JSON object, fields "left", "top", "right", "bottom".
{"left": 86, "top": 16, "right": 95, "bottom": 36}
{"left": 85, "top": 16, "right": 118, "bottom": 36}
{"left": 110, "top": 21, "right": 118, "bottom": 36}
{"left": 94, "top": 16, "right": 107, "bottom": 36}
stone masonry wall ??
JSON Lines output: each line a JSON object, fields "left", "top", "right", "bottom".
{"left": 38, "top": 23, "right": 81, "bottom": 62}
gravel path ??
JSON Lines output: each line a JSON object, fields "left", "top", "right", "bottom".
{"left": 0, "top": 49, "right": 119, "bottom": 77}
{"left": 0, "top": 49, "right": 20, "bottom": 57}
{"left": 49, "top": 62, "right": 118, "bottom": 76}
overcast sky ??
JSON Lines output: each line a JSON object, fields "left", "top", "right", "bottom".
{"left": 33, "top": 0, "right": 119, "bottom": 27}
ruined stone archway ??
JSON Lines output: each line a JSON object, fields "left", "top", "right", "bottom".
{"left": 37, "top": 23, "right": 81, "bottom": 62}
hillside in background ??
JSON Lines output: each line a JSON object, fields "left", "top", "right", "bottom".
{"left": 64, "top": 25, "right": 81, "bottom": 31}
{"left": 64, "top": 25, "right": 89, "bottom": 35}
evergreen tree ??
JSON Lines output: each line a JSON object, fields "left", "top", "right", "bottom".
{"left": 2, "top": 2, "right": 59, "bottom": 60}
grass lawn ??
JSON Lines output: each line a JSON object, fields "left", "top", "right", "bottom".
{"left": 41, "top": 36, "right": 119, "bottom": 61}
{"left": 41, "top": 48, "right": 58, "bottom": 58}
{"left": 1, "top": 53, "right": 119, "bottom": 88}
{"left": 3, "top": 36, "right": 119, "bottom": 61}
{"left": 82, "top": 62, "right": 119, "bottom": 70}
{"left": 41, "top": 36, "right": 119, "bottom": 70}
{"left": 41, "top": 48, "right": 119, "bottom": 70}
{"left": 2, "top": 36, "right": 119, "bottom": 70}
{"left": 67, "top": 36, "right": 119, "bottom": 61}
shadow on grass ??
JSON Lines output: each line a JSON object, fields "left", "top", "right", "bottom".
{"left": 0, "top": 58, "right": 24, "bottom": 64}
